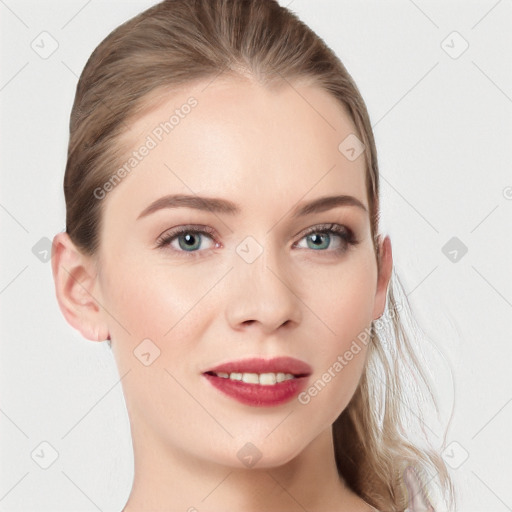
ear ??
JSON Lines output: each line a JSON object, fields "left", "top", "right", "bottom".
{"left": 51, "top": 232, "right": 110, "bottom": 342}
{"left": 372, "top": 234, "right": 393, "bottom": 320}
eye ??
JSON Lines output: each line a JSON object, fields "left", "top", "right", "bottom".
{"left": 156, "top": 222, "right": 359, "bottom": 257}
{"left": 156, "top": 225, "right": 218, "bottom": 255}
{"left": 293, "top": 223, "right": 359, "bottom": 254}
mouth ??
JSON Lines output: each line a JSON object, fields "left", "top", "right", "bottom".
{"left": 202, "top": 356, "right": 312, "bottom": 407}
{"left": 203, "top": 356, "right": 312, "bottom": 381}
{"left": 203, "top": 370, "right": 308, "bottom": 385}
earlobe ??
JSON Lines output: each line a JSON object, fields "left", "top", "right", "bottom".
{"left": 51, "top": 232, "right": 110, "bottom": 342}
{"left": 372, "top": 234, "right": 393, "bottom": 320}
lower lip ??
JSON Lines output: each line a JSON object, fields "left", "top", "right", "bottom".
{"left": 202, "top": 373, "right": 309, "bottom": 407}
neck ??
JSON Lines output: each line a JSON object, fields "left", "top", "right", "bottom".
{"left": 121, "top": 422, "right": 373, "bottom": 512}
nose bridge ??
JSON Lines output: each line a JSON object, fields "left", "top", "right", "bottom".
{"left": 225, "top": 231, "right": 301, "bottom": 332}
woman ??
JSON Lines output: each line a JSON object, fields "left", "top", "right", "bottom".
{"left": 51, "top": 0, "right": 455, "bottom": 510}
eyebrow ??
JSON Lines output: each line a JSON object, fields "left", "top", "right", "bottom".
{"left": 136, "top": 193, "right": 368, "bottom": 220}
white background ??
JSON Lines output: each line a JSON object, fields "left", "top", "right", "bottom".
{"left": 1, "top": 0, "right": 511, "bottom": 510}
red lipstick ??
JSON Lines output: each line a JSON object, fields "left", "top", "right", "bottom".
{"left": 202, "top": 357, "right": 312, "bottom": 407}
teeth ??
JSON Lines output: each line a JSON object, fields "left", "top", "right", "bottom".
{"left": 259, "top": 372, "right": 276, "bottom": 385}
{"left": 213, "top": 371, "right": 296, "bottom": 385}
{"left": 242, "top": 373, "right": 260, "bottom": 384}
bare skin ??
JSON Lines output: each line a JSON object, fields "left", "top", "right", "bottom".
{"left": 52, "top": 75, "right": 394, "bottom": 511}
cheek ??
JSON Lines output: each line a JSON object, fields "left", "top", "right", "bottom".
{"left": 299, "top": 252, "right": 376, "bottom": 413}
{"left": 103, "top": 254, "right": 213, "bottom": 340}
{"left": 103, "top": 257, "right": 213, "bottom": 427}
{"left": 307, "top": 250, "right": 377, "bottom": 345}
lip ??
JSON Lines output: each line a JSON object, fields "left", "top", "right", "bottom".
{"left": 202, "top": 357, "right": 312, "bottom": 407}
{"left": 204, "top": 356, "right": 313, "bottom": 376}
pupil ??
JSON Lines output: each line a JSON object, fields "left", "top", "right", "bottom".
{"left": 181, "top": 233, "right": 198, "bottom": 249}
{"left": 310, "top": 234, "right": 329, "bottom": 247}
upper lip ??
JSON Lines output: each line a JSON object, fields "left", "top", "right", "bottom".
{"left": 204, "top": 357, "right": 312, "bottom": 377}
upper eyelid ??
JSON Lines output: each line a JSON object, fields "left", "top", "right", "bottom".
{"left": 156, "top": 224, "right": 214, "bottom": 240}
{"left": 300, "top": 223, "right": 348, "bottom": 234}
{"left": 158, "top": 223, "right": 349, "bottom": 237}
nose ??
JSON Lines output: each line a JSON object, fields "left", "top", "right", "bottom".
{"left": 225, "top": 239, "right": 302, "bottom": 335}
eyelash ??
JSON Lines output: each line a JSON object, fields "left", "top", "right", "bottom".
{"left": 155, "top": 223, "right": 360, "bottom": 258}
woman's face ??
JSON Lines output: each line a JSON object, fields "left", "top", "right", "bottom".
{"left": 88, "top": 76, "right": 390, "bottom": 469}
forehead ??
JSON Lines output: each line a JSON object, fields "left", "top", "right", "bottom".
{"left": 103, "top": 75, "right": 368, "bottom": 221}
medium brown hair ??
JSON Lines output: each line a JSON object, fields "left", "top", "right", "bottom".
{"left": 63, "top": 1, "right": 455, "bottom": 509}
